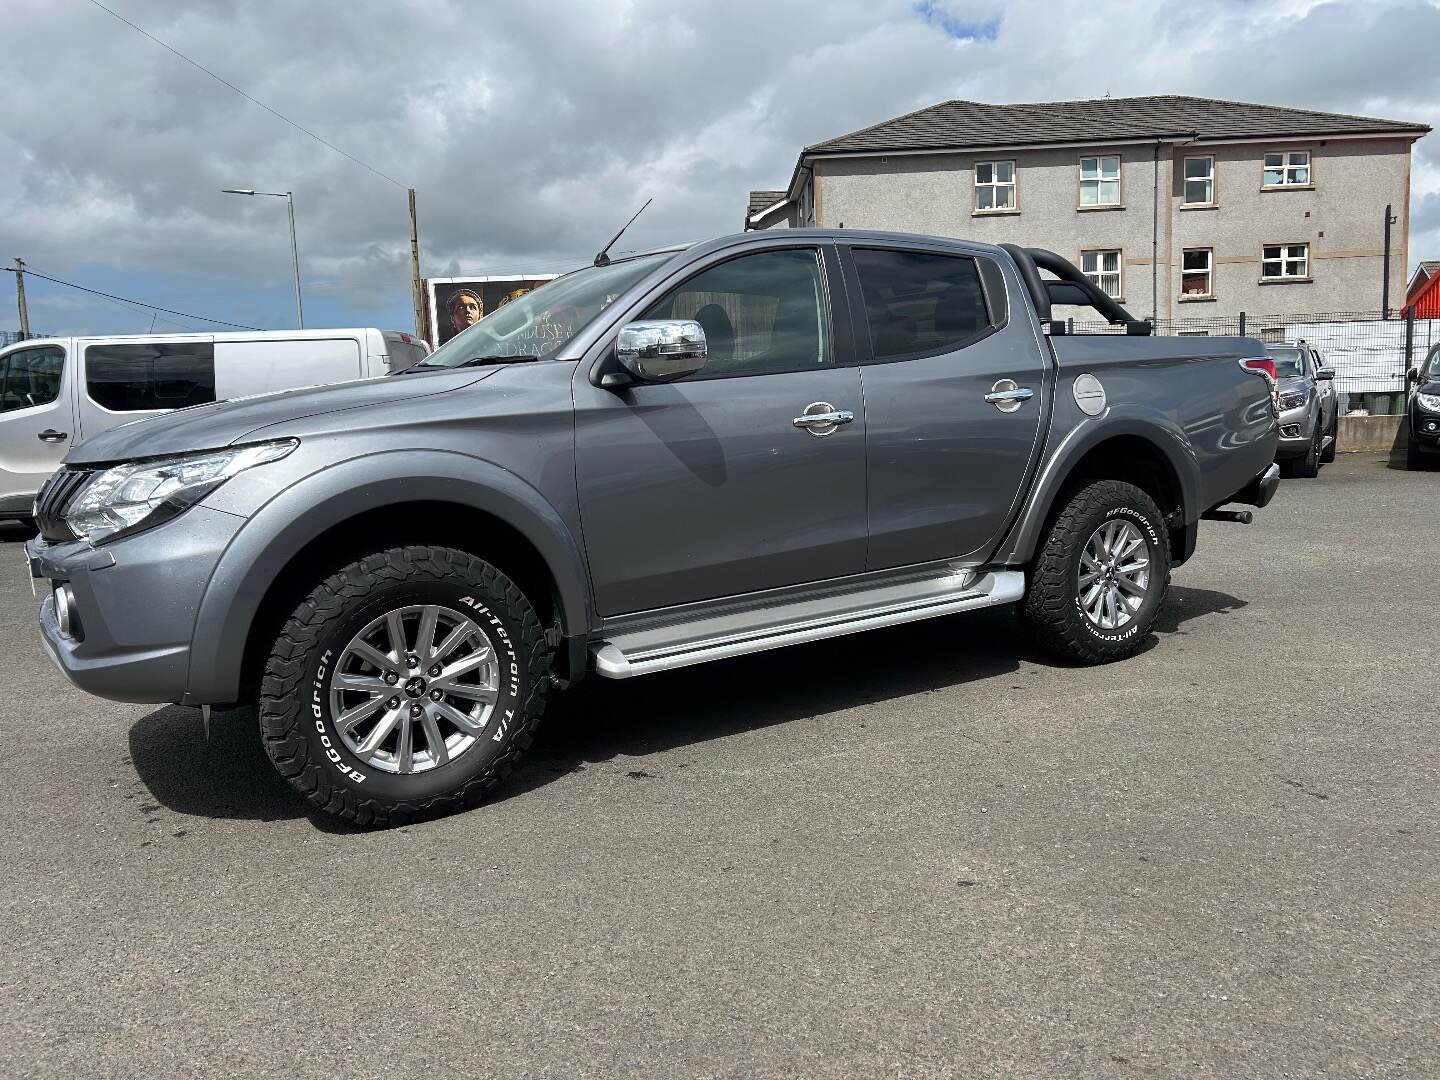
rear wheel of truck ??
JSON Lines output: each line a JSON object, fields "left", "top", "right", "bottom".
{"left": 1021, "top": 479, "right": 1171, "bottom": 665}
{"left": 257, "top": 545, "right": 551, "bottom": 827}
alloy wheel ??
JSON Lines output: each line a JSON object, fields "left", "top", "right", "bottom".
{"left": 1077, "top": 520, "right": 1151, "bottom": 630}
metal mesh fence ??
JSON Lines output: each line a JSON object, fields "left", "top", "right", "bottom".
{"left": 1067, "top": 310, "right": 1440, "bottom": 415}
{"left": 1, "top": 330, "right": 50, "bottom": 348}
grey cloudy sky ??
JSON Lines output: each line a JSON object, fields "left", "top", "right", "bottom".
{"left": 1, "top": 0, "right": 1436, "bottom": 333}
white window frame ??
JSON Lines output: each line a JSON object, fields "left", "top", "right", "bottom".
{"left": 1181, "top": 248, "right": 1213, "bottom": 297}
{"left": 1078, "top": 154, "right": 1121, "bottom": 207}
{"left": 1182, "top": 156, "right": 1215, "bottom": 206}
{"left": 1080, "top": 249, "right": 1123, "bottom": 298}
{"left": 974, "top": 160, "right": 1017, "bottom": 212}
{"left": 1263, "top": 150, "right": 1312, "bottom": 188}
{"left": 1261, "top": 243, "right": 1310, "bottom": 281}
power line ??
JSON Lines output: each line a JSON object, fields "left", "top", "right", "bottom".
{"left": 5, "top": 265, "right": 262, "bottom": 330}
{"left": 83, "top": 0, "right": 406, "bottom": 190}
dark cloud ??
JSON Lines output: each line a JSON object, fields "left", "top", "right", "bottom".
{"left": 1, "top": 0, "right": 1435, "bottom": 330}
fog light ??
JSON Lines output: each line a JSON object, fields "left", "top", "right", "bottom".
{"left": 1281, "top": 424, "right": 1301, "bottom": 439}
{"left": 1427, "top": 421, "right": 1438, "bottom": 432}
{"left": 55, "top": 584, "right": 76, "bottom": 638}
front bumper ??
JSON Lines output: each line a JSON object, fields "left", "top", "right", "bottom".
{"left": 1411, "top": 409, "right": 1440, "bottom": 448}
{"left": 26, "top": 504, "right": 246, "bottom": 704}
{"left": 1274, "top": 404, "right": 1315, "bottom": 457}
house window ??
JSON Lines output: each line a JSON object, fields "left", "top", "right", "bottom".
{"left": 1182, "top": 249, "right": 1213, "bottom": 297}
{"left": 1262, "top": 243, "right": 1309, "bottom": 280}
{"left": 1183, "top": 156, "right": 1214, "bottom": 205}
{"left": 974, "top": 161, "right": 1016, "bottom": 211}
{"left": 1079, "top": 155, "right": 1121, "bottom": 206}
{"left": 1081, "top": 249, "right": 1122, "bottom": 297}
{"left": 1263, "top": 151, "right": 1311, "bottom": 187}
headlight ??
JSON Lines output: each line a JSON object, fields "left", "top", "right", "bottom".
{"left": 1417, "top": 392, "right": 1440, "bottom": 413}
{"left": 65, "top": 439, "right": 298, "bottom": 544}
{"left": 1279, "top": 390, "right": 1308, "bottom": 411}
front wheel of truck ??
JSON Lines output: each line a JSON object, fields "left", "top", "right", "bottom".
{"left": 257, "top": 545, "right": 551, "bottom": 827}
{"left": 1021, "top": 479, "right": 1171, "bottom": 665}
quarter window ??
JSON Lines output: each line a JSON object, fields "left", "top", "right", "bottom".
{"left": 85, "top": 341, "right": 217, "bottom": 411}
{"left": 1182, "top": 249, "right": 1213, "bottom": 297}
{"left": 1262, "top": 244, "right": 1309, "bottom": 280}
{"left": 1183, "top": 156, "right": 1214, "bottom": 205}
{"left": 1, "top": 346, "right": 64, "bottom": 414}
{"left": 1081, "top": 250, "right": 1123, "bottom": 298}
{"left": 851, "top": 249, "right": 992, "bottom": 361}
{"left": 1264, "top": 151, "right": 1311, "bottom": 187}
{"left": 974, "top": 161, "right": 1016, "bottom": 211}
{"left": 1079, "top": 155, "right": 1121, "bottom": 206}
{"left": 640, "top": 249, "right": 830, "bottom": 377}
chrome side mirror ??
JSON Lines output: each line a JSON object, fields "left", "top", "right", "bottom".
{"left": 1315, "top": 367, "right": 1334, "bottom": 381}
{"left": 615, "top": 320, "right": 707, "bottom": 383}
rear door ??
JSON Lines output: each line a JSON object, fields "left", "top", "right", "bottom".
{"left": 574, "top": 243, "right": 867, "bottom": 616}
{"left": 840, "top": 242, "right": 1049, "bottom": 569}
{"left": 75, "top": 338, "right": 216, "bottom": 440}
{"left": 0, "top": 342, "right": 75, "bottom": 509}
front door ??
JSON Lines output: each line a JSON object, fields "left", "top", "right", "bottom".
{"left": 0, "top": 343, "right": 74, "bottom": 510}
{"left": 841, "top": 243, "right": 1048, "bottom": 569}
{"left": 575, "top": 245, "right": 867, "bottom": 616}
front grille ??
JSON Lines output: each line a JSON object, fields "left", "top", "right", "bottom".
{"left": 34, "top": 468, "right": 93, "bottom": 542}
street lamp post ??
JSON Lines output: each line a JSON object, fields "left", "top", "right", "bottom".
{"left": 222, "top": 188, "right": 304, "bottom": 329}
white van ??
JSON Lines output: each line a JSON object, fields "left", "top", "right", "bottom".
{"left": 0, "top": 328, "right": 429, "bottom": 520}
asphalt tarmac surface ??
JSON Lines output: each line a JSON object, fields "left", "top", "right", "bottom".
{"left": 1, "top": 452, "right": 1436, "bottom": 1079}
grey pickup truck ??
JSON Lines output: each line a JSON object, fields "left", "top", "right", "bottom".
{"left": 27, "top": 230, "right": 1280, "bottom": 826}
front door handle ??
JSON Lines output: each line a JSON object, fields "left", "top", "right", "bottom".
{"left": 37, "top": 429, "right": 68, "bottom": 443}
{"left": 793, "top": 402, "right": 855, "bottom": 437}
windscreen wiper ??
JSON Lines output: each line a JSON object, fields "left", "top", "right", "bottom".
{"left": 459, "top": 354, "right": 540, "bottom": 367}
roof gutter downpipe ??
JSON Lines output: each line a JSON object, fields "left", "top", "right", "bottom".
{"left": 1152, "top": 139, "right": 1161, "bottom": 325}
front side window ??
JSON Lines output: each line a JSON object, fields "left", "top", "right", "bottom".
{"left": 1262, "top": 243, "right": 1309, "bottom": 280}
{"left": 1079, "top": 155, "right": 1121, "bottom": 206}
{"left": 1264, "top": 151, "right": 1311, "bottom": 187}
{"left": 641, "top": 249, "right": 831, "bottom": 377}
{"left": 85, "top": 341, "right": 216, "bottom": 411}
{"left": 1183, "top": 156, "right": 1215, "bottom": 205}
{"left": 851, "top": 248, "right": 992, "bottom": 361}
{"left": 1081, "top": 250, "right": 1123, "bottom": 297}
{"left": 974, "top": 161, "right": 1016, "bottom": 211}
{"left": 1182, "top": 248, "right": 1213, "bottom": 297}
{"left": 1422, "top": 343, "right": 1440, "bottom": 379}
{"left": 1, "top": 346, "right": 64, "bottom": 414}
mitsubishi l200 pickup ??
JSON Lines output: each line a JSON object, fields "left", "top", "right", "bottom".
{"left": 27, "top": 231, "right": 1280, "bottom": 825}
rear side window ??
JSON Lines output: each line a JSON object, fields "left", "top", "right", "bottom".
{"left": 1, "top": 346, "right": 64, "bottom": 413}
{"left": 852, "top": 249, "right": 992, "bottom": 361}
{"left": 86, "top": 342, "right": 216, "bottom": 411}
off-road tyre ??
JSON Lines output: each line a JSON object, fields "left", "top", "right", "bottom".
{"left": 1320, "top": 414, "right": 1337, "bottom": 464}
{"left": 258, "top": 545, "right": 551, "bottom": 827}
{"left": 1291, "top": 426, "right": 1322, "bottom": 478}
{"left": 1021, "top": 479, "right": 1171, "bottom": 665}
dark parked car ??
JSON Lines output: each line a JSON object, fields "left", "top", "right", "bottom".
{"left": 27, "top": 230, "right": 1280, "bottom": 825}
{"left": 1407, "top": 342, "right": 1440, "bottom": 469}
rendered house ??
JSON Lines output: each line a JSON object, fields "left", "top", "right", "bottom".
{"left": 746, "top": 96, "right": 1430, "bottom": 320}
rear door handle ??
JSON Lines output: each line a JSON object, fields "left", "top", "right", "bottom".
{"left": 37, "top": 430, "right": 68, "bottom": 443}
{"left": 983, "top": 388, "right": 1034, "bottom": 404}
{"left": 792, "top": 410, "right": 855, "bottom": 428}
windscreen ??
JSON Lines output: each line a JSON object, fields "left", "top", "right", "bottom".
{"left": 418, "top": 253, "right": 674, "bottom": 368}
{"left": 1268, "top": 346, "right": 1306, "bottom": 379}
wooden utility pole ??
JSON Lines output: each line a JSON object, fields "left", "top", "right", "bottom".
{"left": 14, "top": 258, "right": 30, "bottom": 338}
{"left": 408, "top": 188, "right": 424, "bottom": 339}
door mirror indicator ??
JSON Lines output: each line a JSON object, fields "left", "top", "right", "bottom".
{"left": 615, "top": 320, "right": 707, "bottom": 383}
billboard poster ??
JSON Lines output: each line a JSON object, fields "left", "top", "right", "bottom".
{"left": 424, "top": 275, "right": 560, "bottom": 347}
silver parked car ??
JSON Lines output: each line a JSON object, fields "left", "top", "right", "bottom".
{"left": 1271, "top": 341, "right": 1338, "bottom": 477}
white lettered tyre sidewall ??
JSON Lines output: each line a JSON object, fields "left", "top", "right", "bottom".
{"left": 300, "top": 579, "right": 527, "bottom": 804}
{"left": 1072, "top": 503, "right": 1166, "bottom": 646}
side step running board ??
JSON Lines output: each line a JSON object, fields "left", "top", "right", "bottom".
{"left": 591, "top": 569, "right": 1025, "bottom": 679}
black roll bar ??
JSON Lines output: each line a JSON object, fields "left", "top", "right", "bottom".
{"left": 1001, "top": 244, "right": 1152, "bottom": 335}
